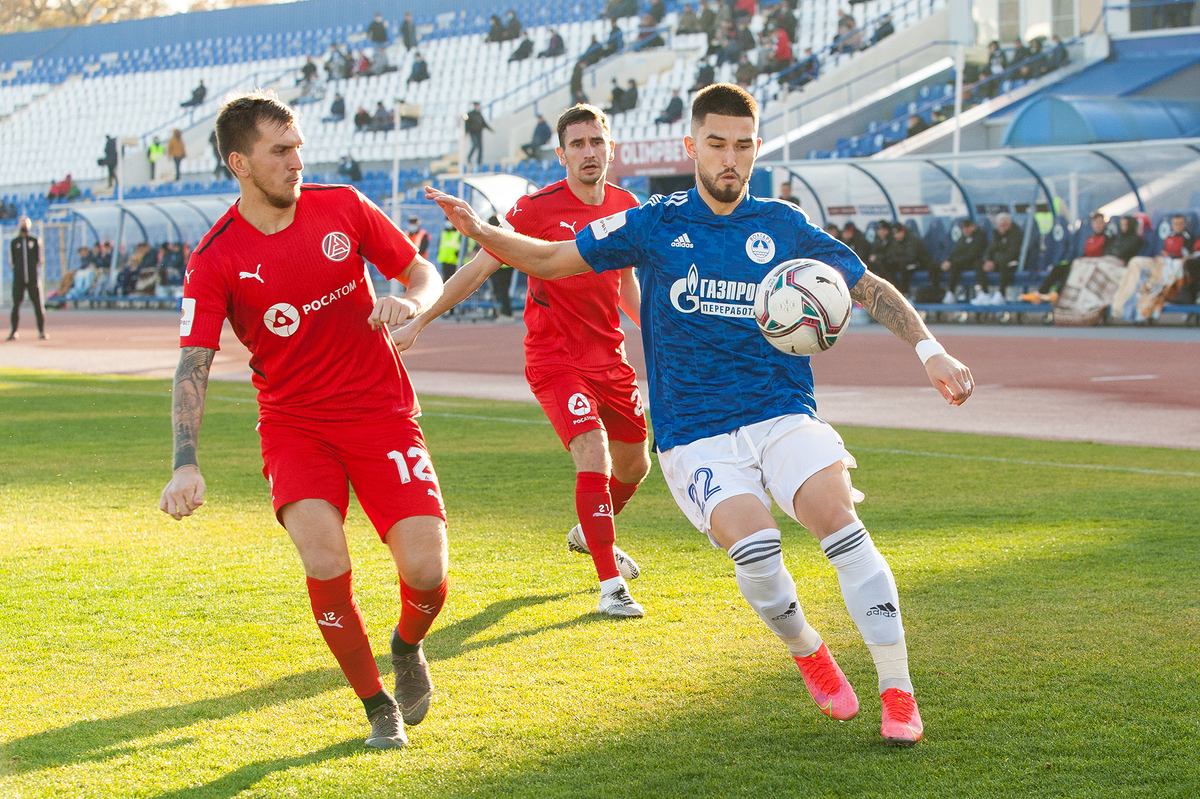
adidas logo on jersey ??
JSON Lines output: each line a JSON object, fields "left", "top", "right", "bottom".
{"left": 670, "top": 233, "right": 695, "bottom": 248}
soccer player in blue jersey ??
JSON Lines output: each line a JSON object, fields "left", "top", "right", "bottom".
{"left": 426, "top": 84, "right": 973, "bottom": 746}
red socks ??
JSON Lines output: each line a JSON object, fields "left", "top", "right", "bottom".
{"left": 609, "top": 476, "right": 639, "bottom": 516}
{"left": 306, "top": 570, "right": 384, "bottom": 700}
{"left": 576, "top": 471, "right": 620, "bottom": 581}
{"left": 396, "top": 577, "right": 448, "bottom": 647}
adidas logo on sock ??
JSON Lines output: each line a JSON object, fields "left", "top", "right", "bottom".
{"left": 866, "top": 602, "right": 898, "bottom": 618}
{"left": 670, "top": 233, "right": 694, "bottom": 248}
{"left": 772, "top": 601, "right": 798, "bottom": 621}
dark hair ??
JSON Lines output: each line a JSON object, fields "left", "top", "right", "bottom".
{"left": 690, "top": 83, "right": 758, "bottom": 129}
{"left": 555, "top": 104, "right": 611, "bottom": 147}
{"left": 214, "top": 90, "right": 296, "bottom": 163}
{"left": 1090, "top": 211, "right": 1105, "bottom": 220}
{"left": 876, "top": 220, "right": 892, "bottom": 230}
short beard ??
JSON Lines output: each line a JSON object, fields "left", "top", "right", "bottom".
{"left": 698, "top": 166, "right": 747, "bottom": 204}
{"left": 251, "top": 172, "right": 300, "bottom": 209}
{"left": 572, "top": 162, "right": 604, "bottom": 186}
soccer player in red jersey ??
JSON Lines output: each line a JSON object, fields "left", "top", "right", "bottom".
{"left": 158, "top": 91, "right": 447, "bottom": 749}
{"left": 394, "top": 104, "right": 651, "bottom": 617}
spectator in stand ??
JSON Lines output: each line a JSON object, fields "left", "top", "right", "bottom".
{"left": 882, "top": 223, "right": 934, "bottom": 296}
{"left": 464, "top": 102, "right": 492, "bottom": 166}
{"left": 324, "top": 92, "right": 346, "bottom": 123}
{"left": 570, "top": 60, "right": 588, "bottom": 100}
{"left": 985, "top": 40, "right": 1008, "bottom": 76}
{"left": 735, "top": 21, "right": 756, "bottom": 56}
{"left": 47, "top": 174, "right": 77, "bottom": 201}
{"left": 872, "top": 13, "right": 894, "bottom": 45}
{"left": 604, "top": 0, "right": 639, "bottom": 21}
{"left": 777, "top": 182, "right": 799, "bottom": 205}
{"left": 825, "top": 222, "right": 842, "bottom": 239}
{"left": 369, "top": 102, "right": 395, "bottom": 132}
{"left": 354, "top": 106, "right": 371, "bottom": 131}
{"left": 604, "top": 78, "right": 626, "bottom": 115}
{"left": 735, "top": 54, "right": 759, "bottom": 87}
{"left": 1020, "top": 38, "right": 1044, "bottom": 80}
{"left": 768, "top": 3, "right": 797, "bottom": 44}
{"left": 503, "top": 10, "right": 522, "bottom": 42}
{"left": 148, "top": 136, "right": 164, "bottom": 181}
{"left": 8, "top": 217, "right": 45, "bottom": 341}
{"left": 510, "top": 35, "right": 534, "bottom": 62}
{"left": 692, "top": 58, "right": 716, "bottom": 91}
{"left": 1033, "top": 213, "right": 1125, "bottom": 297}
{"left": 764, "top": 25, "right": 793, "bottom": 73}
{"left": 522, "top": 114, "right": 553, "bottom": 159}
{"left": 835, "top": 11, "right": 861, "bottom": 54}
{"left": 973, "top": 212, "right": 1023, "bottom": 305}
{"left": 677, "top": 4, "right": 701, "bottom": 34}
{"left": 1159, "top": 213, "right": 1195, "bottom": 259}
{"left": 637, "top": 13, "right": 666, "bottom": 49}
{"left": 167, "top": 129, "right": 186, "bottom": 181}
{"left": 407, "top": 52, "right": 430, "bottom": 86}
{"left": 338, "top": 154, "right": 363, "bottom": 182}
{"left": 1010, "top": 38, "right": 1031, "bottom": 71}
{"left": 1047, "top": 36, "right": 1069, "bottom": 71}
{"left": 940, "top": 218, "right": 987, "bottom": 302}
{"left": 839, "top": 221, "right": 871, "bottom": 261}
{"left": 581, "top": 36, "right": 605, "bottom": 66}
{"left": 298, "top": 56, "right": 318, "bottom": 86}
{"left": 181, "top": 80, "right": 206, "bottom": 108}
{"left": 100, "top": 134, "right": 117, "bottom": 188}
{"left": 655, "top": 89, "right": 684, "bottom": 124}
{"left": 353, "top": 50, "right": 372, "bottom": 76}
{"left": 370, "top": 48, "right": 398, "bottom": 75}
{"left": 324, "top": 44, "right": 346, "bottom": 80}
{"left": 716, "top": 24, "right": 742, "bottom": 66}
{"left": 734, "top": 0, "right": 756, "bottom": 23}
{"left": 401, "top": 12, "right": 418, "bottom": 51}
{"left": 622, "top": 78, "right": 639, "bottom": 111}
{"left": 867, "top": 220, "right": 891, "bottom": 275}
{"left": 486, "top": 15, "right": 505, "bottom": 43}
{"left": 1110, "top": 216, "right": 1143, "bottom": 261}
{"left": 604, "top": 20, "right": 625, "bottom": 57}
{"left": 367, "top": 12, "right": 389, "bottom": 46}
{"left": 406, "top": 216, "right": 431, "bottom": 262}
{"left": 539, "top": 29, "right": 565, "bottom": 58}
{"left": 648, "top": 0, "right": 666, "bottom": 23}
{"left": 699, "top": 1, "right": 718, "bottom": 41}
{"left": 788, "top": 48, "right": 819, "bottom": 88}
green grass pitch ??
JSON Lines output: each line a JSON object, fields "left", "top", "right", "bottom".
{"left": 1, "top": 367, "right": 1198, "bottom": 798}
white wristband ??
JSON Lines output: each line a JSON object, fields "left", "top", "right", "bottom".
{"left": 915, "top": 339, "right": 946, "bottom": 365}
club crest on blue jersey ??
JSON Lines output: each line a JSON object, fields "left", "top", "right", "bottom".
{"left": 746, "top": 232, "right": 775, "bottom": 264}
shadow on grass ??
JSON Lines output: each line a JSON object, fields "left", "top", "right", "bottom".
{"left": 0, "top": 591, "right": 586, "bottom": 777}
{"left": 148, "top": 740, "right": 361, "bottom": 799}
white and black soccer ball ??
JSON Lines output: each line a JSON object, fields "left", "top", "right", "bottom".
{"left": 753, "top": 259, "right": 852, "bottom": 356}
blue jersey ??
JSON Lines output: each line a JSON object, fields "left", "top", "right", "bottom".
{"left": 575, "top": 188, "right": 865, "bottom": 451}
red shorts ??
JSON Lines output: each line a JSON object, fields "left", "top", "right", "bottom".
{"left": 526, "top": 361, "right": 648, "bottom": 449}
{"left": 258, "top": 414, "right": 446, "bottom": 539}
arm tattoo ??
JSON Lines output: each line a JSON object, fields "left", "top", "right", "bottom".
{"left": 172, "top": 347, "right": 215, "bottom": 470}
{"left": 848, "top": 271, "right": 933, "bottom": 348}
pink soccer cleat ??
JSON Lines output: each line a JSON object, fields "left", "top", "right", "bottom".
{"left": 880, "top": 688, "right": 924, "bottom": 746}
{"left": 793, "top": 643, "right": 859, "bottom": 721}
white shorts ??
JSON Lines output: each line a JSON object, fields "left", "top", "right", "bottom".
{"left": 658, "top": 414, "right": 860, "bottom": 543}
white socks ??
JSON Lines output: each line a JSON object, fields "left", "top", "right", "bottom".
{"left": 729, "top": 529, "right": 822, "bottom": 657}
{"left": 821, "top": 521, "right": 912, "bottom": 693}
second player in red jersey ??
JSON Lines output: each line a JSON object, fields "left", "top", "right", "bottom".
{"left": 394, "top": 105, "right": 651, "bottom": 618}
{"left": 160, "top": 91, "right": 448, "bottom": 750}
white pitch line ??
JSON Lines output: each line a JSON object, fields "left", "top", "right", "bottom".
{"left": 854, "top": 446, "right": 1198, "bottom": 478}
{"left": 1090, "top": 374, "right": 1158, "bottom": 382}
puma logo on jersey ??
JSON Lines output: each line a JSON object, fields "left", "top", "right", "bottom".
{"left": 559, "top": 221, "right": 578, "bottom": 234}
{"left": 239, "top": 264, "right": 264, "bottom": 283}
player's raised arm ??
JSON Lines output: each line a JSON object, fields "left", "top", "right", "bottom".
{"left": 392, "top": 249, "right": 503, "bottom": 351}
{"left": 848, "top": 271, "right": 974, "bottom": 406}
{"left": 368, "top": 254, "right": 443, "bottom": 330}
{"left": 426, "top": 187, "right": 589, "bottom": 279}
{"left": 160, "top": 346, "right": 215, "bottom": 520}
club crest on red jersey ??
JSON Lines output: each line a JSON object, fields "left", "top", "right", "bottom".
{"left": 322, "top": 231, "right": 352, "bottom": 262}
{"left": 263, "top": 302, "right": 300, "bottom": 337}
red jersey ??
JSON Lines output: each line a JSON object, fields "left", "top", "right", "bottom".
{"left": 500, "top": 179, "right": 639, "bottom": 371}
{"left": 180, "top": 184, "right": 420, "bottom": 423}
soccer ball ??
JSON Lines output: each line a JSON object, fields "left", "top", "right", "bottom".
{"left": 753, "top": 259, "right": 852, "bottom": 356}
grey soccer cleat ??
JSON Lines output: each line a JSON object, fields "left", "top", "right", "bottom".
{"left": 365, "top": 702, "right": 408, "bottom": 749}
{"left": 597, "top": 585, "right": 645, "bottom": 618}
{"left": 567, "top": 524, "right": 641, "bottom": 580}
{"left": 392, "top": 644, "right": 433, "bottom": 726}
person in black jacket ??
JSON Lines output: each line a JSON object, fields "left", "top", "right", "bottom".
{"left": 839, "top": 221, "right": 871, "bottom": 262}
{"left": 866, "top": 220, "right": 891, "bottom": 276}
{"left": 464, "top": 102, "right": 492, "bottom": 165}
{"left": 539, "top": 29, "right": 565, "bottom": 58}
{"left": 8, "top": 217, "right": 46, "bottom": 340}
{"left": 882, "top": 223, "right": 934, "bottom": 296}
{"left": 1108, "top": 216, "right": 1143, "bottom": 262}
{"left": 509, "top": 35, "right": 534, "bottom": 62}
{"left": 940, "top": 218, "right": 987, "bottom": 301}
{"left": 503, "top": 10, "right": 522, "bottom": 41}
{"left": 486, "top": 15, "right": 506, "bottom": 43}
{"left": 692, "top": 58, "right": 715, "bottom": 91}
{"left": 401, "top": 12, "right": 418, "bottom": 50}
{"left": 655, "top": 89, "right": 684, "bottom": 124}
{"left": 975, "top": 212, "right": 1023, "bottom": 304}
{"left": 367, "top": 13, "right": 389, "bottom": 46}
